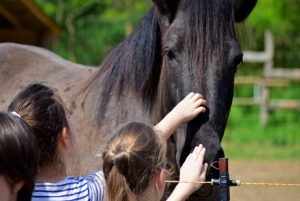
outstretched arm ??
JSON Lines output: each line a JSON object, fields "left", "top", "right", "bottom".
{"left": 167, "top": 144, "right": 208, "bottom": 201}
{"left": 154, "top": 92, "right": 206, "bottom": 140}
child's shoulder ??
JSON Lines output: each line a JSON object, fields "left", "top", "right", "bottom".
{"left": 33, "top": 176, "right": 90, "bottom": 200}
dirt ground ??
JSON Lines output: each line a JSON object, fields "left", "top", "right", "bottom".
{"left": 228, "top": 160, "right": 300, "bottom": 201}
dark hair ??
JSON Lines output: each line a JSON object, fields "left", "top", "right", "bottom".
{"left": 102, "top": 122, "right": 167, "bottom": 201}
{"left": 0, "top": 112, "right": 38, "bottom": 201}
{"left": 8, "top": 83, "right": 69, "bottom": 168}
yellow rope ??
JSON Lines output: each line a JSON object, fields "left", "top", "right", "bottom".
{"left": 165, "top": 180, "right": 212, "bottom": 184}
{"left": 165, "top": 180, "right": 300, "bottom": 186}
{"left": 90, "top": 178, "right": 300, "bottom": 187}
{"left": 241, "top": 182, "right": 300, "bottom": 187}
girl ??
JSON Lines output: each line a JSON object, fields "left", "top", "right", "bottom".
{"left": 0, "top": 112, "right": 39, "bottom": 201}
{"left": 9, "top": 83, "right": 206, "bottom": 201}
{"left": 102, "top": 95, "right": 208, "bottom": 201}
{"left": 8, "top": 83, "right": 105, "bottom": 201}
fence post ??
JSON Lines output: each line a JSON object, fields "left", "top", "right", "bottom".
{"left": 260, "top": 30, "right": 274, "bottom": 125}
{"left": 220, "top": 158, "right": 230, "bottom": 201}
{"left": 263, "top": 30, "right": 274, "bottom": 74}
{"left": 260, "top": 83, "right": 270, "bottom": 125}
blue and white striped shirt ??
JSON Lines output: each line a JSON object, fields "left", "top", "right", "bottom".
{"left": 32, "top": 171, "right": 105, "bottom": 201}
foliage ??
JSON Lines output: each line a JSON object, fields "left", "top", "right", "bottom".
{"left": 33, "top": 0, "right": 152, "bottom": 65}
{"left": 237, "top": 0, "right": 300, "bottom": 70}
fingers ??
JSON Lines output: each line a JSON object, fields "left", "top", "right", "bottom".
{"left": 195, "top": 107, "right": 206, "bottom": 114}
{"left": 185, "top": 92, "right": 205, "bottom": 105}
{"left": 190, "top": 93, "right": 203, "bottom": 102}
{"left": 199, "top": 163, "right": 208, "bottom": 182}
{"left": 186, "top": 92, "right": 196, "bottom": 99}
{"left": 191, "top": 144, "right": 202, "bottom": 161}
{"left": 179, "top": 92, "right": 206, "bottom": 122}
{"left": 201, "top": 163, "right": 208, "bottom": 176}
{"left": 196, "top": 146, "right": 206, "bottom": 164}
{"left": 195, "top": 99, "right": 206, "bottom": 107}
{"left": 189, "top": 93, "right": 206, "bottom": 110}
{"left": 179, "top": 145, "right": 207, "bottom": 188}
{"left": 189, "top": 145, "right": 207, "bottom": 181}
{"left": 190, "top": 144, "right": 206, "bottom": 162}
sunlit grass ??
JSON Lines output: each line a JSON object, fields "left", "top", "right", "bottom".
{"left": 223, "top": 97, "right": 300, "bottom": 160}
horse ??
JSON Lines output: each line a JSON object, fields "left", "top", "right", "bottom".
{"left": 0, "top": 0, "right": 257, "bottom": 200}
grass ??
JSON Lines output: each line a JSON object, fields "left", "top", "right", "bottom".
{"left": 222, "top": 82, "right": 300, "bottom": 160}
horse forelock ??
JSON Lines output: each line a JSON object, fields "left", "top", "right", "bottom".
{"left": 181, "top": 0, "right": 236, "bottom": 86}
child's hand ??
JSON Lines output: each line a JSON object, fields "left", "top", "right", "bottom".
{"left": 167, "top": 144, "right": 208, "bottom": 201}
{"left": 154, "top": 93, "right": 206, "bottom": 140}
{"left": 172, "top": 92, "right": 206, "bottom": 124}
{"left": 179, "top": 144, "right": 208, "bottom": 195}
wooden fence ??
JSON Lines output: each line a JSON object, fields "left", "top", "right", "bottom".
{"left": 233, "top": 31, "right": 300, "bottom": 125}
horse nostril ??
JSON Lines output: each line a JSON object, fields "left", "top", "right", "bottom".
{"left": 209, "top": 165, "right": 220, "bottom": 180}
{"left": 210, "top": 160, "right": 219, "bottom": 170}
{"left": 217, "top": 148, "right": 225, "bottom": 158}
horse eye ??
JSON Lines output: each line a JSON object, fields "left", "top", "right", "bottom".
{"left": 237, "top": 60, "right": 243, "bottom": 67}
{"left": 237, "top": 57, "right": 243, "bottom": 67}
{"left": 165, "top": 50, "right": 176, "bottom": 62}
{"left": 234, "top": 54, "right": 243, "bottom": 68}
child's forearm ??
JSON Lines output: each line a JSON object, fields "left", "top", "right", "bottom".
{"left": 154, "top": 110, "right": 183, "bottom": 140}
{"left": 166, "top": 184, "right": 191, "bottom": 201}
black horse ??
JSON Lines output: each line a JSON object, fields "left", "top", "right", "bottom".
{"left": 81, "top": 0, "right": 257, "bottom": 199}
{"left": 0, "top": 0, "right": 257, "bottom": 200}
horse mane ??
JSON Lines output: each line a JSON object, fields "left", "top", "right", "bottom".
{"left": 83, "top": 7, "right": 163, "bottom": 126}
{"left": 82, "top": 0, "right": 236, "bottom": 127}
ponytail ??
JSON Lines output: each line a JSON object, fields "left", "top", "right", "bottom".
{"left": 102, "top": 122, "right": 166, "bottom": 201}
{"left": 105, "top": 163, "right": 137, "bottom": 201}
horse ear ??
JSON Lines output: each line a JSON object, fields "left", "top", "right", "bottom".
{"left": 233, "top": 0, "right": 258, "bottom": 22}
{"left": 152, "top": 0, "right": 179, "bottom": 24}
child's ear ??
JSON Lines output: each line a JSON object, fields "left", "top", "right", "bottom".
{"left": 60, "top": 127, "right": 74, "bottom": 158}
{"left": 13, "top": 181, "right": 24, "bottom": 194}
{"left": 61, "top": 127, "right": 68, "bottom": 147}
{"left": 156, "top": 169, "right": 165, "bottom": 191}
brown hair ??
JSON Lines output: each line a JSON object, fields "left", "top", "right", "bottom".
{"left": 102, "top": 122, "right": 167, "bottom": 201}
{"left": 8, "top": 83, "right": 70, "bottom": 169}
{"left": 0, "top": 112, "right": 39, "bottom": 201}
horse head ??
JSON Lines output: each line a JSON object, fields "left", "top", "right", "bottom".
{"left": 154, "top": 0, "right": 257, "bottom": 198}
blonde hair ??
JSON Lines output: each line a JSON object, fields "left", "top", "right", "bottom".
{"left": 102, "top": 122, "right": 167, "bottom": 201}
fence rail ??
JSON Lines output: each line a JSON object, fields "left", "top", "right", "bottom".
{"left": 233, "top": 31, "right": 300, "bottom": 124}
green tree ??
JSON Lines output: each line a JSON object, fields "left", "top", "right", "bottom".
{"left": 33, "top": 0, "right": 151, "bottom": 65}
{"left": 238, "top": 0, "right": 300, "bottom": 69}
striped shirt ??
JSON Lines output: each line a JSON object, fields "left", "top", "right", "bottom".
{"left": 32, "top": 171, "right": 105, "bottom": 201}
